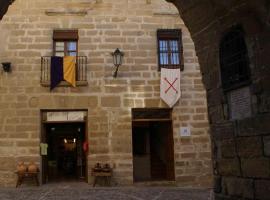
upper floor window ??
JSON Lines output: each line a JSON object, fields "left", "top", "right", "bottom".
{"left": 219, "top": 26, "right": 251, "bottom": 91}
{"left": 53, "top": 30, "right": 78, "bottom": 57}
{"left": 40, "top": 29, "right": 87, "bottom": 86}
{"left": 157, "top": 29, "right": 184, "bottom": 71}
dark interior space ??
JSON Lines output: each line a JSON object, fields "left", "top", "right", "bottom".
{"left": 45, "top": 122, "right": 86, "bottom": 182}
{"left": 132, "top": 121, "right": 174, "bottom": 182}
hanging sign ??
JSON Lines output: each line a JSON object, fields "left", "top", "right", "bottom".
{"left": 160, "top": 68, "right": 181, "bottom": 107}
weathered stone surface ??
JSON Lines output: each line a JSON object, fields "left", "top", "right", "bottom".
{"left": 241, "top": 158, "right": 270, "bottom": 178}
{"left": 211, "top": 122, "right": 235, "bottom": 141}
{"left": 0, "top": 157, "right": 15, "bottom": 171}
{"left": 217, "top": 158, "right": 241, "bottom": 176}
{"left": 220, "top": 139, "right": 237, "bottom": 158}
{"left": 236, "top": 137, "right": 263, "bottom": 158}
{"left": 255, "top": 180, "right": 270, "bottom": 200}
{"left": 237, "top": 114, "right": 270, "bottom": 136}
{"left": 101, "top": 96, "right": 121, "bottom": 107}
{"left": 221, "top": 177, "right": 254, "bottom": 199}
{"left": 208, "top": 105, "right": 224, "bottom": 124}
{"left": 207, "top": 88, "right": 224, "bottom": 107}
{"left": 263, "top": 136, "right": 270, "bottom": 156}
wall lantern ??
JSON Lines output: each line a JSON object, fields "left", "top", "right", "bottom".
{"left": 111, "top": 48, "right": 124, "bottom": 78}
{"left": 2, "top": 62, "right": 11, "bottom": 73}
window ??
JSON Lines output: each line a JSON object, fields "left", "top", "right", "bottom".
{"left": 219, "top": 26, "right": 251, "bottom": 91}
{"left": 53, "top": 30, "right": 78, "bottom": 57}
{"left": 157, "top": 29, "right": 184, "bottom": 71}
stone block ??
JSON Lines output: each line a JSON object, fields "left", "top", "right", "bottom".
{"left": 236, "top": 136, "right": 263, "bottom": 158}
{"left": 144, "top": 99, "right": 160, "bottom": 107}
{"left": 104, "top": 86, "right": 127, "bottom": 93}
{"left": 222, "top": 177, "right": 254, "bottom": 199}
{"left": 87, "top": 96, "right": 98, "bottom": 107}
{"left": 241, "top": 158, "right": 270, "bottom": 178}
{"left": 255, "top": 180, "right": 270, "bottom": 200}
{"left": 207, "top": 88, "right": 223, "bottom": 107}
{"left": 16, "top": 140, "right": 39, "bottom": 147}
{"left": 220, "top": 139, "right": 237, "bottom": 158}
{"left": 101, "top": 96, "right": 121, "bottom": 107}
{"left": 211, "top": 121, "right": 235, "bottom": 141}
{"left": 217, "top": 158, "right": 241, "bottom": 176}
{"left": 237, "top": 114, "right": 270, "bottom": 136}
{"left": 0, "top": 157, "right": 15, "bottom": 171}
{"left": 73, "top": 96, "right": 89, "bottom": 108}
{"left": 263, "top": 136, "right": 270, "bottom": 156}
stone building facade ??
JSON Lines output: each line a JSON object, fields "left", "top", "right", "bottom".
{"left": 0, "top": 0, "right": 212, "bottom": 187}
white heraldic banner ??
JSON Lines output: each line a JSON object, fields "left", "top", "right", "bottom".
{"left": 160, "top": 68, "right": 181, "bottom": 107}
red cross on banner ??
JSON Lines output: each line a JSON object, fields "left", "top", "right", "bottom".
{"left": 160, "top": 68, "right": 181, "bottom": 107}
{"left": 164, "top": 77, "right": 178, "bottom": 94}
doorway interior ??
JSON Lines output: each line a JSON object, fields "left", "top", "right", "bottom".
{"left": 132, "top": 108, "right": 175, "bottom": 182}
{"left": 41, "top": 110, "right": 88, "bottom": 184}
{"left": 44, "top": 122, "right": 86, "bottom": 182}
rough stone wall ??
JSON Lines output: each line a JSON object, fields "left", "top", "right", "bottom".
{"left": 169, "top": 0, "right": 270, "bottom": 199}
{"left": 0, "top": 0, "right": 212, "bottom": 187}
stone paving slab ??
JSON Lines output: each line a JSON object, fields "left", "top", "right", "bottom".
{"left": 0, "top": 183, "right": 213, "bottom": 200}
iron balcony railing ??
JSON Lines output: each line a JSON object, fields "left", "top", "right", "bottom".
{"left": 41, "top": 56, "right": 88, "bottom": 86}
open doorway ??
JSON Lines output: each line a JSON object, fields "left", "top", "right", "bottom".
{"left": 132, "top": 108, "right": 175, "bottom": 182}
{"left": 41, "top": 110, "right": 88, "bottom": 184}
{"left": 45, "top": 123, "right": 86, "bottom": 182}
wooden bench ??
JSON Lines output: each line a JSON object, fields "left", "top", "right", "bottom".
{"left": 91, "top": 170, "right": 112, "bottom": 187}
{"left": 15, "top": 171, "right": 39, "bottom": 187}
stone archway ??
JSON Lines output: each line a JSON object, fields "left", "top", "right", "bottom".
{"left": 169, "top": 1, "right": 270, "bottom": 199}
{"left": 1, "top": 0, "right": 270, "bottom": 199}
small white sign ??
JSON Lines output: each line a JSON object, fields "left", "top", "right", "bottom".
{"left": 68, "top": 112, "right": 84, "bottom": 121}
{"left": 180, "top": 127, "right": 191, "bottom": 137}
{"left": 47, "top": 112, "right": 68, "bottom": 121}
{"left": 46, "top": 111, "right": 85, "bottom": 122}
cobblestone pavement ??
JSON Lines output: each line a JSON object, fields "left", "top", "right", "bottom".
{"left": 0, "top": 182, "right": 213, "bottom": 200}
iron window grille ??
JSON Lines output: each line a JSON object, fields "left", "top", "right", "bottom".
{"left": 219, "top": 26, "right": 251, "bottom": 91}
{"left": 157, "top": 29, "right": 184, "bottom": 71}
{"left": 41, "top": 56, "right": 87, "bottom": 86}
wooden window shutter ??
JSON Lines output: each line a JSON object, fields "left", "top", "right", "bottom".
{"left": 53, "top": 30, "right": 79, "bottom": 40}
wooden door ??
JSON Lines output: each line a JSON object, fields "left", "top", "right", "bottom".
{"left": 165, "top": 121, "right": 175, "bottom": 180}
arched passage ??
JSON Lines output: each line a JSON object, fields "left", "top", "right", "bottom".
{"left": 169, "top": 1, "right": 270, "bottom": 199}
